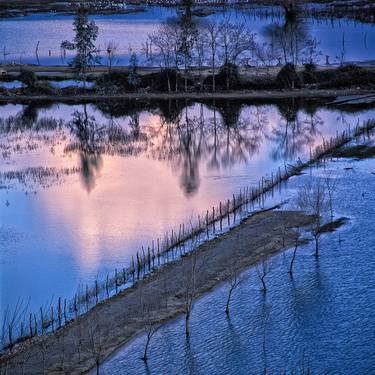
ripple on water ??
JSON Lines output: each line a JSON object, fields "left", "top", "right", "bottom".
{"left": 97, "top": 157, "right": 375, "bottom": 375}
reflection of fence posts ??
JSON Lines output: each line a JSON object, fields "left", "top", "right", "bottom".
{"left": 2, "top": 120, "right": 375, "bottom": 353}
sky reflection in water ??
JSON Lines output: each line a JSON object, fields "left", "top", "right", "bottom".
{"left": 97, "top": 158, "right": 375, "bottom": 375}
{"left": 0, "top": 100, "right": 374, "bottom": 320}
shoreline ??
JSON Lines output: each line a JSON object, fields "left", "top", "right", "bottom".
{"left": 0, "top": 209, "right": 313, "bottom": 374}
{"left": 1, "top": 89, "right": 375, "bottom": 104}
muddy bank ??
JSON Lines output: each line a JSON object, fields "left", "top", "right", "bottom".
{"left": 1, "top": 89, "right": 375, "bottom": 104}
{"left": 0, "top": 209, "right": 313, "bottom": 374}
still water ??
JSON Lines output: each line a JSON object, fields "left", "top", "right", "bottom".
{"left": 0, "top": 6, "right": 374, "bottom": 65}
{"left": 97, "top": 156, "right": 375, "bottom": 375}
{"left": 0, "top": 99, "right": 374, "bottom": 322}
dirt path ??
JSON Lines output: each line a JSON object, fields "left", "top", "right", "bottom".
{"left": 0, "top": 209, "right": 313, "bottom": 375}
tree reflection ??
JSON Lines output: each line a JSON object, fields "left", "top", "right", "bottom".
{"left": 0, "top": 99, "right": 350, "bottom": 196}
{"left": 269, "top": 99, "right": 323, "bottom": 160}
{"left": 67, "top": 106, "right": 104, "bottom": 192}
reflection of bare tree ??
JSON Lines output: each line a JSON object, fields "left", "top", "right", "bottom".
{"left": 148, "top": 102, "right": 269, "bottom": 196}
{"left": 1, "top": 100, "right": 351, "bottom": 197}
{"left": 268, "top": 100, "right": 323, "bottom": 160}
{"left": 67, "top": 106, "right": 105, "bottom": 192}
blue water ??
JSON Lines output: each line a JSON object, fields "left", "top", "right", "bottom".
{"left": 0, "top": 6, "right": 374, "bottom": 66}
{"left": 97, "top": 157, "right": 375, "bottom": 375}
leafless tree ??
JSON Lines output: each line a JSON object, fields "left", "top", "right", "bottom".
{"left": 296, "top": 179, "right": 329, "bottom": 257}
{"left": 140, "top": 304, "right": 161, "bottom": 362}
{"left": 104, "top": 40, "right": 118, "bottom": 71}
{"left": 193, "top": 27, "right": 208, "bottom": 87}
{"left": 203, "top": 20, "right": 220, "bottom": 92}
{"left": 147, "top": 22, "right": 181, "bottom": 92}
{"left": 218, "top": 21, "right": 254, "bottom": 89}
{"left": 289, "top": 227, "right": 302, "bottom": 275}
{"left": 86, "top": 312, "right": 105, "bottom": 375}
{"left": 225, "top": 259, "right": 244, "bottom": 315}
{"left": 324, "top": 172, "right": 337, "bottom": 220}
{"left": 184, "top": 252, "right": 197, "bottom": 338}
{"left": 256, "top": 257, "right": 272, "bottom": 292}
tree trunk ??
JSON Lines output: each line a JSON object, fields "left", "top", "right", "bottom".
{"left": 185, "top": 312, "right": 190, "bottom": 337}
{"left": 315, "top": 236, "right": 319, "bottom": 257}
{"left": 167, "top": 73, "right": 171, "bottom": 93}
{"left": 142, "top": 335, "right": 150, "bottom": 362}
{"left": 226, "top": 288, "right": 233, "bottom": 315}
{"left": 261, "top": 276, "right": 267, "bottom": 292}
{"left": 289, "top": 245, "right": 298, "bottom": 274}
{"left": 212, "top": 55, "right": 215, "bottom": 93}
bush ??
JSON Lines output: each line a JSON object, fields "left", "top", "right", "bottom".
{"left": 318, "top": 64, "right": 375, "bottom": 89}
{"left": 142, "top": 69, "right": 189, "bottom": 92}
{"left": 302, "top": 63, "right": 318, "bottom": 85}
{"left": 217, "top": 62, "right": 242, "bottom": 90}
{"left": 19, "top": 70, "right": 37, "bottom": 88}
{"left": 203, "top": 63, "right": 242, "bottom": 90}
{"left": 96, "top": 71, "right": 133, "bottom": 93}
{"left": 34, "top": 81, "right": 55, "bottom": 95}
{"left": 276, "top": 63, "right": 302, "bottom": 89}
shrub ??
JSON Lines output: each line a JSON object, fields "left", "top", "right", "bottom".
{"left": 318, "top": 64, "right": 375, "bottom": 89}
{"left": 34, "top": 81, "right": 55, "bottom": 95}
{"left": 217, "top": 62, "right": 242, "bottom": 90}
{"left": 276, "top": 63, "right": 302, "bottom": 89}
{"left": 302, "top": 63, "right": 318, "bottom": 85}
{"left": 19, "top": 70, "right": 37, "bottom": 88}
{"left": 142, "top": 69, "right": 189, "bottom": 92}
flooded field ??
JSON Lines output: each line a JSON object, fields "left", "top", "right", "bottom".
{"left": 0, "top": 98, "right": 374, "bottom": 320}
{"left": 0, "top": 6, "right": 374, "bottom": 66}
{"left": 1, "top": 1, "right": 375, "bottom": 373}
{"left": 97, "top": 156, "right": 375, "bottom": 375}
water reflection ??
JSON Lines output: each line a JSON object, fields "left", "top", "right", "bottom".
{"left": 0, "top": 99, "right": 371, "bottom": 195}
{"left": 68, "top": 108, "right": 104, "bottom": 192}
{"left": 1, "top": 99, "right": 375, "bottom": 337}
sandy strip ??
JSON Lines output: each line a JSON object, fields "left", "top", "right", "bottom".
{"left": 0, "top": 210, "right": 313, "bottom": 374}
{"left": 1, "top": 89, "right": 375, "bottom": 103}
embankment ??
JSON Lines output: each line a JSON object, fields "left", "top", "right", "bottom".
{"left": 0, "top": 210, "right": 312, "bottom": 374}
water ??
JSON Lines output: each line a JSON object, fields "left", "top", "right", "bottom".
{"left": 0, "top": 99, "right": 374, "bottom": 320}
{"left": 0, "top": 6, "right": 374, "bottom": 66}
{"left": 0, "top": 81, "right": 22, "bottom": 89}
{"left": 97, "top": 156, "right": 375, "bottom": 375}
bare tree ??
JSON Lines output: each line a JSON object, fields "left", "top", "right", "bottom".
{"left": 324, "top": 172, "right": 337, "bottom": 220}
{"left": 296, "top": 179, "right": 329, "bottom": 257}
{"left": 225, "top": 260, "right": 244, "bottom": 315}
{"left": 256, "top": 257, "right": 272, "bottom": 292}
{"left": 140, "top": 303, "right": 161, "bottom": 362}
{"left": 147, "top": 22, "right": 181, "bottom": 92}
{"left": 218, "top": 20, "right": 255, "bottom": 89}
{"left": 203, "top": 21, "right": 220, "bottom": 92}
{"left": 184, "top": 252, "right": 198, "bottom": 338}
{"left": 86, "top": 312, "right": 104, "bottom": 375}
{"left": 104, "top": 40, "right": 118, "bottom": 71}
{"left": 289, "top": 226, "right": 302, "bottom": 275}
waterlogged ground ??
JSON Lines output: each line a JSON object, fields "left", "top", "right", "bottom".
{"left": 97, "top": 156, "right": 375, "bottom": 375}
{"left": 0, "top": 6, "right": 374, "bottom": 65}
{"left": 0, "top": 100, "right": 374, "bottom": 324}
